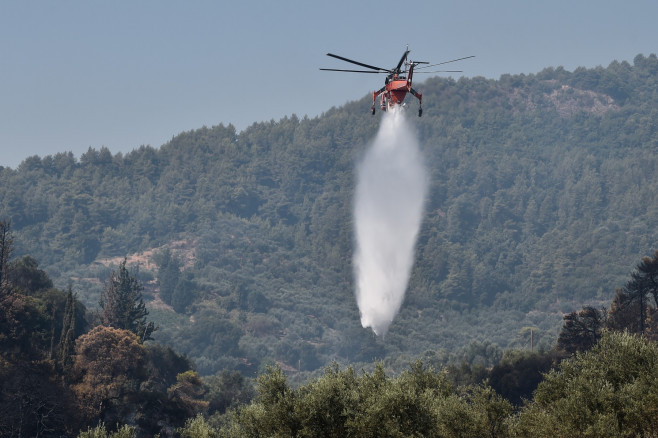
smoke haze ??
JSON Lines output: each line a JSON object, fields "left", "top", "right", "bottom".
{"left": 353, "top": 108, "right": 427, "bottom": 336}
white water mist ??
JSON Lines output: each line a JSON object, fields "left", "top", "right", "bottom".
{"left": 353, "top": 108, "right": 427, "bottom": 336}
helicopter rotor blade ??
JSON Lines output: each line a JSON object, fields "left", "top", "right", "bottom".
{"left": 325, "top": 53, "right": 391, "bottom": 73}
{"left": 415, "top": 55, "right": 475, "bottom": 70}
{"left": 319, "top": 68, "right": 383, "bottom": 73}
{"left": 414, "top": 70, "right": 464, "bottom": 74}
{"left": 394, "top": 49, "right": 410, "bottom": 73}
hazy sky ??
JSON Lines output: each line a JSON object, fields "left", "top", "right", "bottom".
{"left": 2, "top": 1, "right": 657, "bottom": 168}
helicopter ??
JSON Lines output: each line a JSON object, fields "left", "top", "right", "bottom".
{"left": 320, "top": 47, "right": 473, "bottom": 116}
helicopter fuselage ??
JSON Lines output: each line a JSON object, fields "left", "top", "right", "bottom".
{"left": 374, "top": 66, "right": 422, "bottom": 114}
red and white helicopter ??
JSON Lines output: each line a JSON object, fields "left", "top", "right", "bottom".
{"left": 321, "top": 46, "right": 473, "bottom": 117}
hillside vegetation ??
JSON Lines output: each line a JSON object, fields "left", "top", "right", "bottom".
{"left": 2, "top": 54, "right": 658, "bottom": 376}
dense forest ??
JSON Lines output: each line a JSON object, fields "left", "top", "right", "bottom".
{"left": 4, "top": 218, "right": 658, "bottom": 436}
{"left": 2, "top": 53, "right": 658, "bottom": 435}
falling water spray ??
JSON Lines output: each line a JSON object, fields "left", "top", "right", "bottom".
{"left": 353, "top": 108, "right": 427, "bottom": 336}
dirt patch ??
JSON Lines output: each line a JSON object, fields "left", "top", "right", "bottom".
{"left": 509, "top": 83, "right": 619, "bottom": 117}
{"left": 95, "top": 238, "right": 197, "bottom": 272}
{"left": 92, "top": 238, "right": 197, "bottom": 307}
{"left": 547, "top": 85, "right": 619, "bottom": 117}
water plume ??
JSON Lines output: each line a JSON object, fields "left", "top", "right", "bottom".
{"left": 353, "top": 108, "right": 427, "bottom": 336}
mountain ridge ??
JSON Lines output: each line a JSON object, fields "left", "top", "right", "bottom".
{"left": 2, "top": 53, "right": 658, "bottom": 374}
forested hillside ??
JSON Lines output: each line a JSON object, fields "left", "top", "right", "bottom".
{"left": 2, "top": 53, "right": 658, "bottom": 377}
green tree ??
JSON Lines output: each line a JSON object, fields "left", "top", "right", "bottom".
{"left": 557, "top": 306, "right": 605, "bottom": 354}
{"left": 57, "top": 285, "right": 77, "bottom": 373}
{"left": 172, "top": 271, "right": 195, "bottom": 313}
{"left": 607, "top": 287, "right": 644, "bottom": 333}
{"left": 99, "top": 258, "right": 156, "bottom": 342}
{"left": 167, "top": 370, "right": 209, "bottom": 418}
{"left": 71, "top": 326, "right": 147, "bottom": 423}
{"left": 487, "top": 350, "right": 556, "bottom": 406}
{"left": 513, "top": 331, "right": 658, "bottom": 437}
{"left": 6, "top": 255, "right": 53, "bottom": 295}
{"left": 637, "top": 252, "right": 658, "bottom": 288}
{"left": 205, "top": 369, "right": 254, "bottom": 415}
{"left": 77, "top": 423, "right": 137, "bottom": 438}
{"left": 155, "top": 248, "right": 181, "bottom": 306}
{"left": 224, "top": 364, "right": 300, "bottom": 437}
{"left": 222, "top": 361, "right": 512, "bottom": 438}
{"left": 607, "top": 252, "right": 658, "bottom": 336}
{"left": 144, "top": 343, "right": 194, "bottom": 389}
{"left": 178, "top": 414, "right": 220, "bottom": 438}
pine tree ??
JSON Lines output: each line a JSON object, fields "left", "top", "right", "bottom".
{"left": 57, "top": 285, "right": 77, "bottom": 373}
{"left": 557, "top": 306, "right": 605, "bottom": 354}
{"left": 0, "top": 219, "right": 13, "bottom": 293}
{"left": 156, "top": 248, "right": 181, "bottom": 306}
{"left": 636, "top": 250, "right": 658, "bottom": 307}
{"left": 608, "top": 252, "right": 658, "bottom": 335}
{"left": 99, "top": 258, "right": 157, "bottom": 342}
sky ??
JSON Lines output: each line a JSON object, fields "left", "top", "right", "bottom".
{"left": 1, "top": 1, "right": 657, "bottom": 169}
